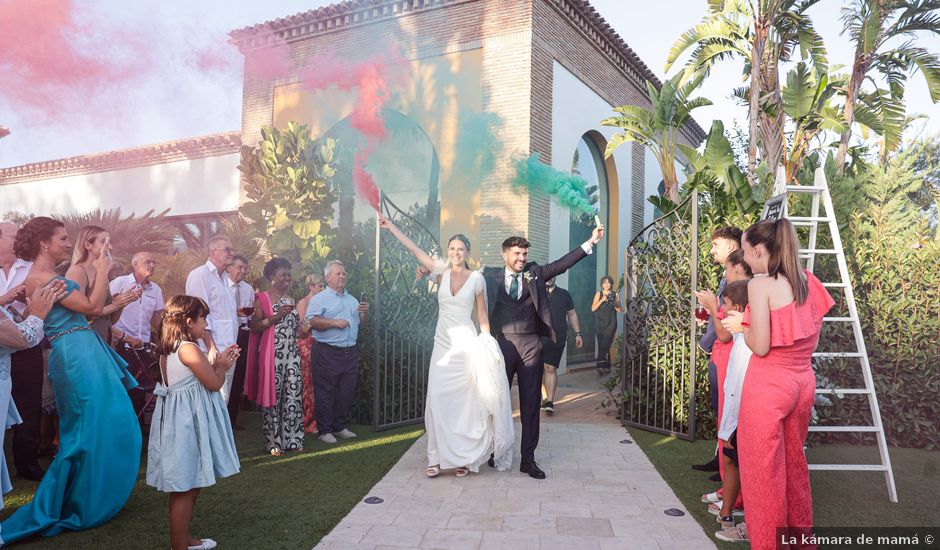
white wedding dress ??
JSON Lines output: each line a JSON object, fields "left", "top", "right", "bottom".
{"left": 425, "top": 267, "right": 514, "bottom": 472}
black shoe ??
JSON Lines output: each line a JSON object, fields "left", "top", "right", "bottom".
{"left": 692, "top": 455, "right": 720, "bottom": 472}
{"left": 17, "top": 463, "right": 45, "bottom": 482}
{"left": 520, "top": 460, "right": 546, "bottom": 480}
{"left": 709, "top": 473, "right": 722, "bottom": 482}
{"left": 542, "top": 400, "right": 555, "bottom": 414}
{"left": 487, "top": 453, "right": 495, "bottom": 468}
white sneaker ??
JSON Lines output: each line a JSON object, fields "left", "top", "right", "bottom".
{"left": 318, "top": 433, "right": 337, "bottom": 444}
{"left": 188, "top": 539, "right": 218, "bottom": 550}
{"left": 715, "top": 522, "right": 748, "bottom": 542}
{"left": 701, "top": 491, "right": 721, "bottom": 503}
{"left": 333, "top": 428, "right": 357, "bottom": 439}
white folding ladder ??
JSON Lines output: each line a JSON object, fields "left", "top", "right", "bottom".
{"left": 773, "top": 167, "right": 898, "bottom": 503}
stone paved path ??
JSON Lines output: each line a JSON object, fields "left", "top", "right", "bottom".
{"left": 314, "top": 369, "right": 715, "bottom": 549}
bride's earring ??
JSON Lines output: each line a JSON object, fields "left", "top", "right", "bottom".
{"left": 44, "top": 245, "right": 48, "bottom": 252}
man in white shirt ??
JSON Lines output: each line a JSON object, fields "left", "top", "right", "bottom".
{"left": 0, "top": 221, "right": 45, "bottom": 481}
{"left": 110, "top": 252, "right": 164, "bottom": 347}
{"left": 185, "top": 235, "right": 239, "bottom": 403}
{"left": 225, "top": 254, "right": 254, "bottom": 427}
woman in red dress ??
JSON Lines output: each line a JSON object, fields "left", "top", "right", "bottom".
{"left": 722, "top": 219, "right": 835, "bottom": 549}
{"left": 296, "top": 273, "right": 325, "bottom": 434}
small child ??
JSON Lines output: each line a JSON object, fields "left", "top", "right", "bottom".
{"left": 715, "top": 280, "right": 753, "bottom": 543}
{"left": 147, "top": 296, "right": 241, "bottom": 550}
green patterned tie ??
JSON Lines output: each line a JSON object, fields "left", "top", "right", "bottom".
{"left": 510, "top": 273, "right": 520, "bottom": 301}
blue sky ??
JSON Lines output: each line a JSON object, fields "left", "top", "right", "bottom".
{"left": 1, "top": 0, "right": 937, "bottom": 167}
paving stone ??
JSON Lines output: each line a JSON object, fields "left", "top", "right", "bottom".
{"left": 419, "top": 527, "right": 484, "bottom": 549}
{"left": 313, "top": 369, "right": 713, "bottom": 550}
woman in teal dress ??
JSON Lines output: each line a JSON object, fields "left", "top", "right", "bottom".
{"left": 1, "top": 217, "right": 141, "bottom": 544}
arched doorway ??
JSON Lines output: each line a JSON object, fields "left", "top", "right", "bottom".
{"left": 323, "top": 109, "right": 441, "bottom": 250}
{"left": 566, "top": 132, "right": 610, "bottom": 366}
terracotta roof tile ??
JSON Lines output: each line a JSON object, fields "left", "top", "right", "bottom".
{"left": 0, "top": 131, "right": 241, "bottom": 185}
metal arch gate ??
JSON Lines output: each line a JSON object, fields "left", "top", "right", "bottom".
{"left": 620, "top": 191, "right": 700, "bottom": 440}
{"left": 371, "top": 195, "right": 441, "bottom": 430}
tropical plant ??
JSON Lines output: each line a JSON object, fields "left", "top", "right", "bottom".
{"left": 602, "top": 72, "right": 712, "bottom": 201}
{"left": 778, "top": 63, "right": 847, "bottom": 182}
{"left": 679, "top": 120, "right": 762, "bottom": 214}
{"left": 238, "top": 122, "right": 337, "bottom": 265}
{"left": 666, "top": 0, "right": 827, "bottom": 183}
{"left": 836, "top": 0, "right": 940, "bottom": 171}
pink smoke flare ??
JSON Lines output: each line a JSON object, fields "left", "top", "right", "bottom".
{"left": 353, "top": 148, "right": 381, "bottom": 211}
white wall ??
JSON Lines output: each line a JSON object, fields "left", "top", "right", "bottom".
{"left": 549, "top": 60, "right": 632, "bottom": 373}
{"left": 0, "top": 153, "right": 241, "bottom": 218}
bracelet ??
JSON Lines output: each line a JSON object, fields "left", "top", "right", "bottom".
{"left": 575, "top": 332, "right": 582, "bottom": 336}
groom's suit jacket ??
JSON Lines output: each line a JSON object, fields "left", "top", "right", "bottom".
{"left": 481, "top": 246, "right": 587, "bottom": 343}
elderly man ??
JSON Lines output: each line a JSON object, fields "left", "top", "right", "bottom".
{"left": 110, "top": 252, "right": 164, "bottom": 348}
{"left": 185, "top": 235, "right": 239, "bottom": 403}
{"left": 0, "top": 221, "right": 44, "bottom": 481}
{"left": 305, "top": 260, "right": 368, "bottom": 444}
{"left": 226, "top": 254, "right": 254, "bottom": 428}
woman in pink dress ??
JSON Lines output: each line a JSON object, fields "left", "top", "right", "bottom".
{"left": 722, "top": 219, "right": 834, "bottom": 549}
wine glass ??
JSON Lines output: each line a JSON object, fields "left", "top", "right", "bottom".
{"left": 694, "top": 305, "right": 709, "bottom": 321}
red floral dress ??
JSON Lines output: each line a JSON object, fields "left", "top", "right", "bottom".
{"left": 298, "top": 335, "right": 317, "bottom": 433}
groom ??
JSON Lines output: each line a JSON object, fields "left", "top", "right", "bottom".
{"left": 483, "top": 224, "right": 604, "bottom": 479}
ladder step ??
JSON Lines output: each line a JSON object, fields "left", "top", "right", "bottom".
{"left": 823, "top": 316, "right": 856, "bottom": 322}
{"left": 789, "top": 216, "right": 832, "bottom": 225}
{"left": 809, "top": 464, "right": 889, "bottom": 472}
{"left": 785, "top": 185, "right": 825, "bottom": 193}
{"left": 809, "top": 426, "right": 879, "bottom": 432}
{"left": 814, "top": 352, "right": 863, "bottom": 358}
{"left": 815, "top": 388, "right": 871, "bottom": 395}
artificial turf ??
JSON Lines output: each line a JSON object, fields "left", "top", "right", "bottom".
{"left": 1, "top": 413, "right": 423, "bottom": 549}
{"left": 629, "top": 427, "right": 940, "bottom": 549}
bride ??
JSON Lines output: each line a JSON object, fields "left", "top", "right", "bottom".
{"left": 379, "top": 217, "right": 513, "bottom": 476}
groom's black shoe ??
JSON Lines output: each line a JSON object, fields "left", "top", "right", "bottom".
{"left": 520, "top": 460, "right": 546, "bottom": 480}
{"left": 488, "top": 453, "right": 495, "bottom": 468}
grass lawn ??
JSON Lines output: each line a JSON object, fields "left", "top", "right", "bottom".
{"left": 1, "top": 412, "right": 423, "bottom": 549}
{"left": 629, "top": 427, "right": 940, "bottom": 549}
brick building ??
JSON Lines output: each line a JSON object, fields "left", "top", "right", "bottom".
{"left": 230, "top": 0, "right": 704, "bottom": 366}
{"left": 0, "top": 0, "right": 703, "bottom": 368}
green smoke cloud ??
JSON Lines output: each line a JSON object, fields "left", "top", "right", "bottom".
{"left": 511, "top": 153, "right": 595, "bottom": 215}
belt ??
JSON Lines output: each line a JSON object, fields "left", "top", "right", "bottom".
{"left": 47, "top": 325, "right": 91, "bottom": 342}
{"left": 316, "top": 342, "right": 357, "bottom": 353}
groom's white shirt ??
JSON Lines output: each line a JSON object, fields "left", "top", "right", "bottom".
{"left": 501, "top": 241, "right": 594, "bottom": 295}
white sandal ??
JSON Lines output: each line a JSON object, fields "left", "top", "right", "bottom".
{"left": 426, "top": 465, "right": 440, "bottom": 477}
{"left": 455, "top": 467, "right": 469, "bottom": 477}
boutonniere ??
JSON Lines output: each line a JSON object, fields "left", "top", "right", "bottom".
{"left": 522, "top": 271, "right": 535, "bottom": 283}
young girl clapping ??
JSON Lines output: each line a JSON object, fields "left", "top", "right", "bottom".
{"left": 148, "top": 296, "right": 241, "bottom": 550}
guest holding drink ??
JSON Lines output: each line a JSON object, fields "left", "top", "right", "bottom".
{"left": 226, "top": 255, "right": 254, "bottom": 429}
{"left": 296, "top": 273, "right": 326, "bottom": 434}
{"left": 247, "top": 258, "right": 303, "bottom": 455}
{"left": 692, "top": 226, "right": 742, "bottom": 475}
{"left": 590, "top": 275, "right": 621, "bottom": 376}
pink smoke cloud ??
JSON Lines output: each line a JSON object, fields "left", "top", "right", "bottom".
{"left": 298, "top": 52, "right": 411, "bottom": 211}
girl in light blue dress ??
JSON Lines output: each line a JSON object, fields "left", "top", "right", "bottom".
{"left": 147, "top": 295, "right": 240, "bottom": 550}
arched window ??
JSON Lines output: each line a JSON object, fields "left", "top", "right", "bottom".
{"left": 566, "top": 133, "right": 610, "bottom": 365}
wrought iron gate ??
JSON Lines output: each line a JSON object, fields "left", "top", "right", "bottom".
{"left": 620, "top": 191, "right": 699, "bottom": 440}
{"left": 371, "top": 195, "right": 441, "bottom": 430}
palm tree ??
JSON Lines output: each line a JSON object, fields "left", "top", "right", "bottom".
{"left": 55, "top": 208, "right": 178, "bottom": 271}
{"left": 602, "top": 73, "right": 712, "bottom": 201}
{"left": 836, "top": 0, "right": 940, "bottom": 171}
{"left": 667, "top": 0, "right": 826, "bottom": 184}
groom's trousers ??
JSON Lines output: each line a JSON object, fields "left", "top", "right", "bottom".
{"left": 497, "top": 333, "right": 543, "bottom": 462}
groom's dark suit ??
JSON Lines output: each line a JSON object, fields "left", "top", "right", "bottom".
{"left": 483, "top": 245, "right": 589, "bottom": 464}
